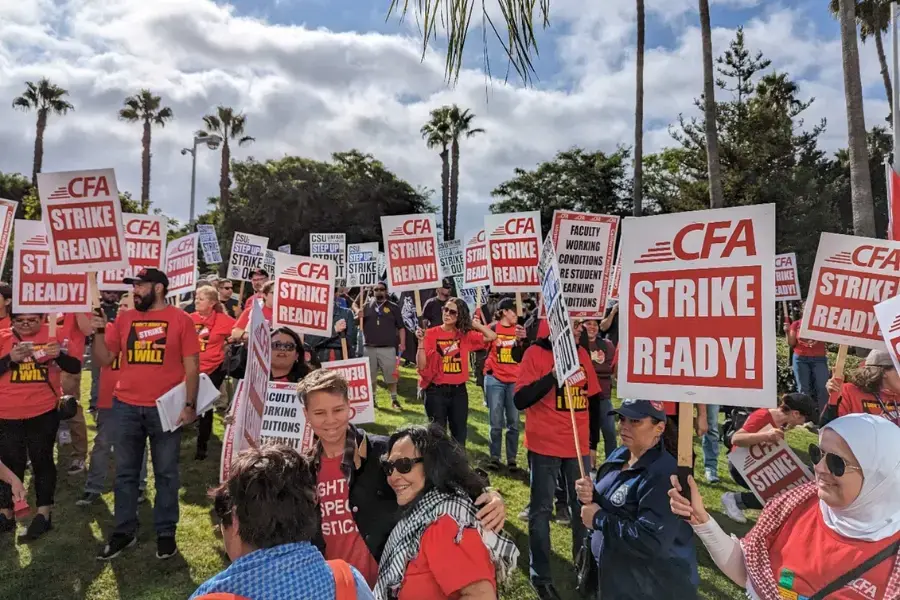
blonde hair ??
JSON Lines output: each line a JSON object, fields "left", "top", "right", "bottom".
{"left": 196, "top": 285, "right": 224, "bottom": 313}
{"left": 296, "top": 369, "right": 348, "bottom": 406}
{"left": 850, "top": 366, "right": 886, "bottom": 394}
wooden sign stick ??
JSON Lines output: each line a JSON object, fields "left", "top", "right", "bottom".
{"left": 566, "top": 385, "right": 587, "bottom": 480}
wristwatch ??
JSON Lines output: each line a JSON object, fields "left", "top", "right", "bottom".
{"left": 185, "top": 402, "right": 196, "bottom": 409}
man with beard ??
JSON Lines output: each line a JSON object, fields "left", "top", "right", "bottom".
{"left": 90, "top": 268, "right": 200, "bottom": 561}
{"left": 358, "top": 282, "right": 405, "bottom": 409}
{"left": 420, "top": 278, "right": 453, "bottom": 328}
{"left": 243, "top": 268, "right": 269, "bottom": 310}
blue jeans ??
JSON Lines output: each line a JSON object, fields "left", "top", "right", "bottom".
{"left": 590, "top": 396, "right": 617, "bottom": 459}
{"left": 528, "top": 451, "right": 590, "bottom": 585}
{"left": 112, "top": 399, "right": 182, "bottom": 538}
{"left": 701, "top": 404, "right": 720, "bottom": 474}
{"left": 793, "top": 355, "right": 830, "bottom": 414}
{"left": 485, "top": 375, "right": 519, "bottom": 463}
{"left": 85, "top": 408, "right": 148, "bottom": 495}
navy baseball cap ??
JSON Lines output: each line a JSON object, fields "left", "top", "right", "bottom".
{"left": 123, "top": 268, "right": 169, "bottom": 287}
{"left": 609, "top": 399, "right": 667, "bottom": 421}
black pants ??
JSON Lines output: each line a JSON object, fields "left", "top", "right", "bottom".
{"left": 0, "top": 409, "right": 60, "bottom": 509}
{"left": 729, "top": 463, "right": 763, "bottom": 510}
{"left": 424, "top": 384, "right": 469, "bottom": 446}
{"left": 197, "top": 366, "right": 227, "bottom": 452}
{"left": 473, "top": 350, "right": 488, "bottom": 387}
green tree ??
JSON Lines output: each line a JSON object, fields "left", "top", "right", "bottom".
{"left": 421, "top": 107, "right": 452, "bottom": 235}
{"left": 447, "top": 105, "right": 484, "bottom": 240}
{"left": 12, "top": 79, "right": 74, "bottom": 187}
{"left": 118, "top": 90, "right": 175, "bottom": 212}
{"left": 200, "top": 106, "right": 254, "bottom": 228}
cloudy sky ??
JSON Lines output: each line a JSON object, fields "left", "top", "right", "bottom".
{"left": 0, "top": 0, "right": 891, "bottom": 240}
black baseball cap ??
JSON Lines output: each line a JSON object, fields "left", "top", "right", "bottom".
{"left": 441, "top": 277, "right": 453, "bottom": 290}
{"left": 250, "top": 268, "right": 269, "bottom": 278}
{"left": 123, "top": 268, "right": 169, "bottom": 287}
{"left": 497, "top": 298, "right": 516, "bottom": 312}
{"left": 609, "top": 399, "right": 667, "bottom": 421}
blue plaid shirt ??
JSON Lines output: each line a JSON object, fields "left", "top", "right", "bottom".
{"left": 190, "top": 542, "right": 374, "bottom": 600}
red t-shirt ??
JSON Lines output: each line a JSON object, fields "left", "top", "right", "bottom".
{"left": 0, "top": 326, "right": 61, "bottom": 419}
{"left": 766, "top": 495, "right": 900, "bottom": 599}
{"left": 484, "top": 322, "right": 521, "bottom": 384}
{"left": 517, "top": 345, "right": 601, "bottom": 458}
{"left": 730, "top": 408, "right": 777, "bottom": 454}
{"left": 97, "top": 354, "right": 121, "bottom": 411}
{"left": 836, "top": 383, "right": 900, "bottom": 425}
{"left": 55, "top": 312, "right": 92, "bottom": 365}
{"left": 105, "top": 305, "right": 201, "bottom": 407}
{"left": 234, "top": 302, "right": 273, "bottom": 332}
{"left": 191, "top": 311, "right": 236, "bottom": 375}
{"left": 789, "top": 320, "right": 826, "bottom": 357}
{"left": 317, "top": 455, "right": 379, "bottom": 587}
{"left": 397, "top": 514, "right": 496, "bottom": 600}
{"left": 0, "top": 315, "right": 10, "bottom": 331}
{"left": 423, "top": 327, "right": 486, "bottom": 386}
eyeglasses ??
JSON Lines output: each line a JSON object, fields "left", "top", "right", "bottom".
{"left": 442, "top": 307, "right": 458, "bottom": 316}
{"left": 272, "top": 341, "right": 297, "bottom": 352}
{"left": 381, "top": 456, "right": 423, "bottom": 476}
{"left": 809, "top": 444, "right": 862, "bottom": 478}
{"left": 12, "top": 317, "right": 41, "bottom": 326}
{"left": 220, "top": 286, "right": 233, "bottom": 291}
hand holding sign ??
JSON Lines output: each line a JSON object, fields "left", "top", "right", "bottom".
{"left": 668, "top": 475, "right": 709, "bottom": 525}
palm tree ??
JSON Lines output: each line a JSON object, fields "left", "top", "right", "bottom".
{"left": 118, "top": 90, "right": 174, "bottom": 213}
{"left": 837, "top": 0, "right": 878, "bottom": 236}
{"left": 12, "top": 79, "right": 74, "bottom": 187}
{"left": 200, "top": 106, "right": 254, "bottom": 224}
{"left": 634, "top": 0, "right": 645, "bottom": 217}
{"left": 447, "top": 106, "right": 484, "bottom": 240}
{"left": 699, "top": 0, "right": 726, "bottom": 209}
{"left": 421, "top": 107, "right": 452, "bottom": 236}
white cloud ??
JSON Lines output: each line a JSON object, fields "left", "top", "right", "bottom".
{"left": 0, "top": 0, "right": 890, "bottom": 241}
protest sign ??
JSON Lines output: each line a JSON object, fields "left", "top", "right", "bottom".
{"left": 485, "top": 212, "right": 542, "bottom": 292}
{"left": 37, "top": 169, "right": 128, "bottom": 273}
{"left": 220, "top": 378, "right": 244, "bottom": 482}
{"left": 197, "top": 224, "right": 222, "bottom": 264}
{"left": 617, "top": 205, "right": 776, "bottom": 406}
{"left": 258, "top": 381, "right": 316, "bottom": 452}
{"left": 263, "top": 250, "right": 277, "bottom": 279}
{"left": 347, "top": 242, "right": 379, "bottom": 287}
{"left": 381, "top": 214, "right": 441, "bottom": 293}
{"left": 729, "top": 429, "right": 814, "bottom": 505}
{"left": 228, "top": 232, "right": 268, "bottom": 281}
{"left": 874, "top": 296, "right": 900, "bottom": 370}
{"left": 164, "top": 233, "right": 199, "bottom": 298}
{"left": 550, "top": 210, "right": 619, "bottom": 318}
{"left": 376, "top": 252, "right": 387, "bottom": 280}
{"left": 463, "top": 229, "right": 490, "bottom": 288}
{"left": 278, "top": 243, "right": 291, "bottom": 253}
{"left": 99, "top": 214, "right": 167, "bottom": 291}
{"left": 538, "top": 236, "right": 580, "bottom": 383}
{"left": 439, "top": 239, "right": 464, "bottom": 279}
{"left": 775, "top": 253, "right": 802, "bottom": 301}
{"left": 321, "top": 357, "right": 375, "bottom": 424}
{"left": 310, "top": 233, "right": 346, "bottom": 286}
{"left": 12, "top": 219, "right": 91, "bottom": 314}
{"left": 800, "top": 233, "right": 900, "bottom": 349}
{"left": 273, "top": 253, "right": 335, "bottom": 336}
{"left": 0, "top": 198, "right": 18, "bottom": 276}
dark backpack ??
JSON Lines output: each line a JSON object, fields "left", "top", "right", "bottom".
{"left": 721, "top": 407, "right": 752, "bottom": 451}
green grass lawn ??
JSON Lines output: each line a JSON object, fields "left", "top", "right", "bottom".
{"left": 0, "top": 367, "right": 819, "bottom": 600}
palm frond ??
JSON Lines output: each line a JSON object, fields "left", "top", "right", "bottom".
{"left": 238, "top": 136, "right": 255, "bottom": 147}
{"left": 118, "top": 107, "right": 140, "bottom": 122}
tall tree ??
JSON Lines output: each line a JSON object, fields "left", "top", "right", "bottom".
{"left": 634, "top": 0, "right": 645, "bottom": 217}
{"left": 12, "top": 79, "right": 74, "bottom": 188}
{"left": 447, "top": 105, "right": 484, "bottom": 240}
{"left": 118, "top": 90, "right": 174, "bottom": 213}
{"left": 421, "top": 107, "right": 452, "bottom": 236}
{"left": 200, "top": 106, "right": 254, "bottom": 227}
{"left": 698, "top": 0, "right": 726, "bottom": 209}
{"left": 837, "top": 0, "right": 877, "bottom": 236}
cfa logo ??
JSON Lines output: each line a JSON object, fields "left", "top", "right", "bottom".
{"left": 850, "top": 245, "right": 900, "bottom": 270}
{"left": 673, "top": 219, "right": 756, "bottom": 261}
{"left": 775, "top": 255, "right": 795, "bottom": 268}
{"left": 499, "top": 218, "right": 535, "bottom": 236}
{"left": 402, "top": 219, "right": 432, "bottom": 235}
{"left": 172, "top": 237, "right": 195, "bottom": 253}
{"left": 469, "top": 230, "right": 485, "bottom": 245}
{"left": 61, "top": 176, "right": 111, "bottom": 198}
{"left": 297, "top": 261, "right": 329, "bottom": 279}
{"left": 125, "top": 218, "right": 161, "bottom": 237}
{"left": 748, "top": 441, "right": 776, "bottom": 461}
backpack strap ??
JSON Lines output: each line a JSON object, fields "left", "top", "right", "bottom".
{"left": 328, "top": 559, "right": 358, "bottom": 600}
{"left": 809, "top": 539, "right": 900, "bottom": 600}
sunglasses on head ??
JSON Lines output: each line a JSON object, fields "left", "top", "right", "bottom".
{"left": 442, "top": 306, "right": 458, "bottom": 316}
{"left": 809, "top": 444, "right": 862, "bottom": 478}
{"left": 272, "top": 341, "right": 297, "bottom": 352}
{"left": 381, "top": 456, "right": 423, "bottom": 476}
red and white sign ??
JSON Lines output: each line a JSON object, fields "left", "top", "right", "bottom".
{"left": 12, "top": 219, "right": 91, "bottom": 314}
{"left": 801, "top": 232, "right": 900, "bottom": 349}
{"left": 99, "top": 214, "right": 167, "bottom": 291}
{"left": 37, "top": 169, "right": 128, "bottom": 273}
{"left": 273, "top": 253, "right": 335, "bottom": 337}
{"left": 164, "top": 233, "right": 198, "bottom": 298}
{"left": 463, "top": 229, "right": 490, "bottom": 288}
{"left": 608, "top": 242, "right": 622, "bottom": 302}
{"left": 380, "top": 214, "right": 441, "bottom": 293}
{"left": 874, "top": 296, "right": 900, "bottom": 371}
{"left": 321, "top": 357, "right": 375, "bottom": 424}
{"left": 550, "top": 210, "right": 619, "bottom": 318}
{"left": 887, "top": 163, "right": 900, "bottom": 241}
{"left": 0, "top": 198, "right": 18, "bottom": 277}
{"left": 617, "top": 204, "right": 776, "bottom": 407}
{"left": 484, "top": 211, "right": 542, "bottom": 293}
{"left": 729, "top": 428, "right": 813, "bottom": 505}
{"left": 775, "top": 253, "right": 802, "bottom": 301}
{"left": 258, "top": 381, "right": 316, "bottom": 453}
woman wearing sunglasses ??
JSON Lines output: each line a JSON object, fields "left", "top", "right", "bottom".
{"left": 376, "top": 424, "right": 519, "bottom": 600}
{"left": 270, "top": 328, "right": 314, "bottom": 383}
{"left": 670, "top": 413, "right": 900, "bottom": 600}
{"left": 574, "top": 400, "right": 698, "bottom": 599}
{"left": 822, "top": 349, "right": 900, "bottom": 427}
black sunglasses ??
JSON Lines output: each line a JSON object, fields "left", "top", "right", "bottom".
{"left": 381, "top": 457, "right": 423, "bottom": 476}
{"left": 272, "top": 341, "right": 297, "bottom": 352}
{"left": 809, "top": 444, "right": 862, "bottom": 478}
{"left": 442, "top": 306, "right": 458, "bottom": 316}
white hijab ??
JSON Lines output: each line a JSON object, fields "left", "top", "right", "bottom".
{"left": 820, "top": 414, "right": 900, "bottom": 542}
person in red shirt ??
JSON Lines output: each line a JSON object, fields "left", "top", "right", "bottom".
{"left": 90, "top": 268, "right": 201, "bottom": 561}
{"left": 269, "top": 328, "right": 314, "bottom": 383}
{"left": 671, "top": 413, "right": 900, "bottom": 600}
{"left": 54, "top": 311, "right": 93, "bottom": 476}
{"left": 483, "top": 297, "right": 528, "bottom": 471}
{"left": 415, "top": 297, "right": 497, "bottom": 447}
{"left": 375, "top": 423, "right": 519, "bottom": 600}
{"left": 0, "top": 282, "right": 11, "bottom": 331}
{"left": 232, "top": 280, "right": 274, "bottom": 341}
{"left": 824, "top": 349, "right": 900, "bottom": 427}
{"left": 241, "top": 268, "right": 270, "bottom": 311}
{"left": 0, "top": 313, "right": 82, "bottom": 540}
{"left": 582, "top": 318, "right": 618, "bottom": 464}
{"left": 786, "top": 314, "right": 829, "bottom": 413}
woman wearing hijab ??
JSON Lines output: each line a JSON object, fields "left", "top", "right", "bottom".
{"left": 670, "top": 413, "right": 900, "bottom": 599}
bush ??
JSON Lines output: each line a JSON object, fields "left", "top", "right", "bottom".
{"left": 775, "top": 338, "right": 861, "bottom": 394}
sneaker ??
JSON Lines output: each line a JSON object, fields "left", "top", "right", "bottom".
{"left": 485, "top": 458, "right": 502, "bottom": 471}
{"left": 721, "top": 492, "right": 748, "bottom": 524}
{"left": 18, "top": 514, "right": 52, "bottom": 541}
{"left": 507, "top": 462, "right": 522, "bottom": 474}
{"left": 195, "top": 447, "right": 208, "bottom": 461}
{"left": 554, "top": 505, "right": 571, "bottom": 524}
{"left": 156, "top": 536, "right": 178, "bottom": 560}
{"left": 531, "top": 582, "right": 563, "bottom": 600}
{"left": 391, "top": 399, "right": 402, "bottom": 410}
{"left": 67, "top": 459, "right": 86, "bottom": 476}
{"left": 518, "top": 507, "right": 529, "bottom": 521}
{"left": 97, "top": 534, "right": 136, "bottom": 560}
{"left": 705, "top": 468, "right": 720, "bottom": 484}
{"left": 137, "top": 490, "right": 147, "bottom": 505}
{"left": 76, "top": 492, "right": 101, "bottom": 507}
{"left": 0, "top": 513, "right": 15, "bottom": 533}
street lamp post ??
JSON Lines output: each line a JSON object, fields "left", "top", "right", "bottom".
{"left": 181, "top": 133, "right": 223, "bottom": 228}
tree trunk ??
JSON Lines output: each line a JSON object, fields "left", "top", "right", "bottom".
{"left": 33, "top": 112, "right": 47, "bottom": 189}
{"left": 440, "top": 146, "right": 450, "bottom": 239}
{"left": 874, "top": 30, "right": 893, "bottom": 125}
{"left": 699, "top": 0, "right": 726, "bottom": 209}
{"left": 220, "top": 139, "right": 231, "bottom": 222}
{"left": 141, "top": 119, "right": 152, "bottom": 212}
{"left": 449, "top": 138, "right": 460, "bottom": 240}
{"left": 839, "top": 0, "right": 877, "bottom": 237}
{"left": 633, "top": 0, "right": 645, "bottom": 218}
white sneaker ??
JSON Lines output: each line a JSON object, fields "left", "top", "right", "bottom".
{"left": 721, "top": 492, "right": 747, "bottom": 524}
{"left": 67, "top": 459, "right": 86, "bottom": 476}
{"left": 705, "top": 468, "right": 720, "bottom": 483}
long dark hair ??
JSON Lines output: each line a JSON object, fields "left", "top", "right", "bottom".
{"left": 446, "top": 297, "right": 473, "bottom": 333}
{"left": 271, "top": 327, "right": 311, "bottom": 382}
{"left": 387, "top": 424, "right": 486, "bottom": 503}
